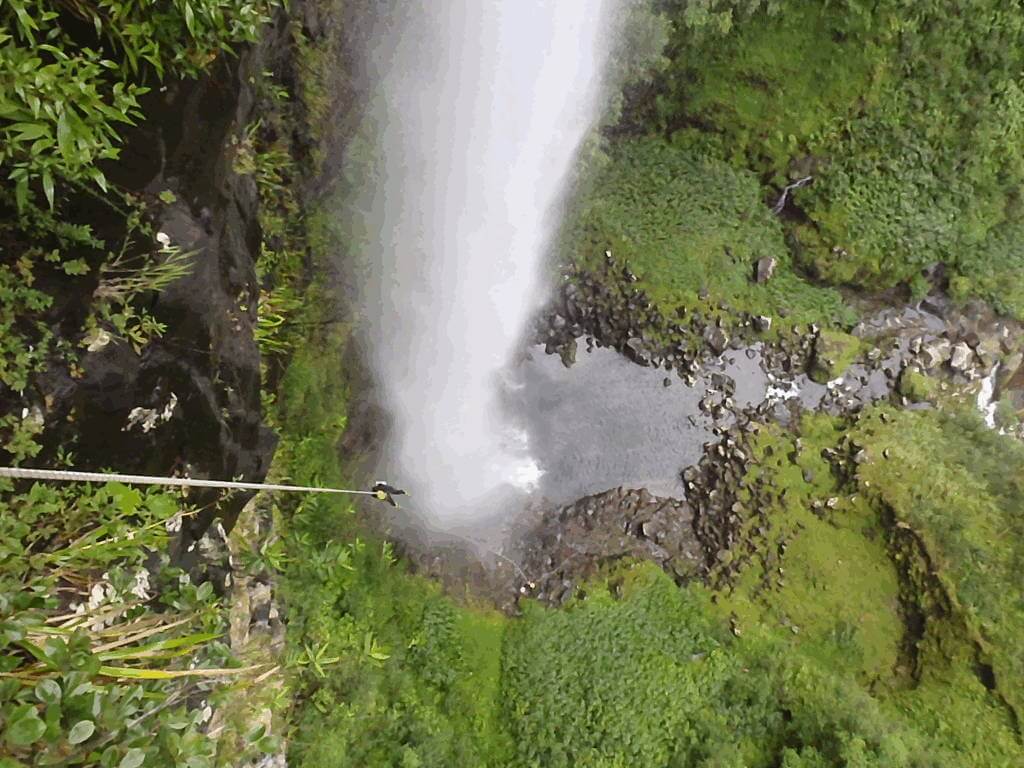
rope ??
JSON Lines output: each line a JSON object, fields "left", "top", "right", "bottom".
{"left": 0, "top": 467, "right": 379, "bottom": 497}
{"left": 0, "top": 467, "right": 534, "bottom": 583}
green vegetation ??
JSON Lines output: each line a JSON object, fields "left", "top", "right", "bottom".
{"left": 566, "top": 138, "right": 855, "bottom": 329}
{"left": 271, "top": 4, "right": 1024, "bottom": 765}
{"left": 710, "top": 412, "right": 1024, "bottom": 764}
{"left": 851, "top": 409, "right": 1024, "bottom": 728}
{"left": 635, "top": 0, "right": 1024, "bottom": 316}
{"left": 234, "top": 76, "right": 307, "bottom": 370}
{"left": 1, "top": 0, "right": 272, "bottom": 211}
{"left": 0, "top": 480, "right": 254, "bottom": 766}
{"left": 505, "top": 564, "right": 940, "bottom": 768}
{"left": 6, "top": 1, "right": 1024, "bottom": 766}
{"left": 272, "top": 364, "right": 1024, "bottom": 767}
{"left": 1, "top": 3, "right": 281, "bottom": 765}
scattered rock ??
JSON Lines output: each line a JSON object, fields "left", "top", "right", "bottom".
{"left": 624, "top": 337, "right": 651, "bottom": 366}
{"left": 921, "top": 339, "right": 951, "bottom": 369}
{"left": 949, "top": 341, "right": 973, "bottom": 372}
{"left": 703, "top": 326, "right": 730, "bottom": 355}
{"left": 754, "top": 256, "right": 778, "bottom": 284}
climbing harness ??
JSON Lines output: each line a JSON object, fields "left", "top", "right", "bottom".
{"left": 0, "top": 466, "right": 404, "bottom": 503}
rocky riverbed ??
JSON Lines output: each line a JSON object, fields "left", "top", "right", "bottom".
{"left": 397, "top": 250, "right": 1024, "bottom": 611}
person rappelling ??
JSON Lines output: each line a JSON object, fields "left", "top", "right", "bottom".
{"left": 371, "top": 481, "right": 407, "bottom": 507}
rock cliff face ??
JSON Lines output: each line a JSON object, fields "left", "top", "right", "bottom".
{"left": 33, "top": 13, "right": 309, "bottom": 552}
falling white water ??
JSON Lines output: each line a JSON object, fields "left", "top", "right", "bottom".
{"left": 356, "top": 2, "right": 616, "bottom": 525}
{"left": 977, "top": 364, "right": 1000, "bottom": 429}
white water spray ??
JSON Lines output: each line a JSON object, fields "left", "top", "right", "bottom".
{"left": 356, "top": 2, "right": 616, "bottom": 526}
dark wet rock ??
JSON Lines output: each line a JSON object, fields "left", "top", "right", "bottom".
{"left": 624, "top": 336, "right": 651, "bottom": 366}
{"left": 32, "top": 27, "right": 284, "bottom": 549}
{"left": 753, "top": 315, "right": 773, "bottom": 332}
{"left": 559, "top": 337, "right": 577, "bottom": 368}
{"left": 515, "top": 486, "right": 703, "bottom": 603}
{"left": 704, "top": 326, "right": 729, "bottom": 355}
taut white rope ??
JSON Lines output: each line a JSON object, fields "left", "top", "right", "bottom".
{"left": 0, "top": 466, "right": 379, "bottom": 497}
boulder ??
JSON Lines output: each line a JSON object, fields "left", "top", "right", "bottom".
{"left": 559, "top": 338, "right": 577, "bottom": 368}
{"left": 809, "top": 330, "right": 862, "bottom": 384}
{"left": 754, "top": 256, "right": 777, "bottom": 284}
{"left": 920, "top": 338, "right": 951, "bottom": 369}
{"left": 703, "top": 326, "right": 730, "bottom": 355}
{"left": 624, "top": 337, "right": 651, "bottom": 366}
{"left": 949, "top": 341, "right": 973, "bottom": 372}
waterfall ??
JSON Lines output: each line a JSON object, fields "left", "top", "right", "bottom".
{"left": 355, "top": 1, "right": 615, "bottom": 527}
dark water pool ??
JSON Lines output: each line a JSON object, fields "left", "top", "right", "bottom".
{"left": 503, "top": 344, "right": 768, "bottom": 506}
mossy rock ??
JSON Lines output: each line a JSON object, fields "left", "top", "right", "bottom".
{"left": 994, "top": 396, "right": 1022, "bottom": 430}
{"left": 897, "top": 368, "right": 938, "bottom": 403}
{"left": 809, "top": 330, "right": 861, "bottom": 383}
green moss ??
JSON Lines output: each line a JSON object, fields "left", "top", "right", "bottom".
{"left": 696, "top": 410, "right": 1024, "bottom": 763}
{"left": 954, "top": 218, "right": 1024, "bottom": 320}
{"left": 850, "top": 408, "right": 1024, "bottom": 725}
{"left": 714, "top": 416, "right": 903, "bottom": 684}
{"left": 565, "top": 138, "right": 855, "bottom": 329}
{"left": 809, "top": 329, "right": 861, "bottom": 383}
{"left": 994, "top": 396, "right": 1021, "bottom": 431}
{"left": 645, "top": 0, "right": 1024, "bottom": 313}
{"left": 897, "top": 369, "right": 938, "bottom": 403}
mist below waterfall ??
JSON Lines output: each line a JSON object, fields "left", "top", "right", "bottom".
{"left": 354, "top": 1, "right": 616, "bottom": 528}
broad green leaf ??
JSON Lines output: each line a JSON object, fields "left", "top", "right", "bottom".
{"left": 33, "top": 679, "right": 60, "bottom": 705}
{"left": 12, "top": 4, "right": 38, "bottom": 43}
{"left": 11, "top": 122, "right": 47, "bottom": 141}
{"left": 14, "top": 176, "right": 27, "bottom": 212}
{"left": 119, "top": 748, "right": 145, "bottom": 768}
{"left": 67, "top": 720, "right": 95, "bottom": 745}
{"left": 4, "top": 706, "right": 45, "bottom": 747}
{"left": 56, "top": 111, "right": 72, "bottom": 161}
{"left": 42, "top": 169, "right": 54, "bottom": 209}
{"left": 91, "top": 168, "right": 108, "bottom": 193}
{"left": 107, "top": 483, "right": 141, "bottom": 514}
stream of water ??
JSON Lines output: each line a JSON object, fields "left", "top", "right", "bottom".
{"left": 357, "top": 1, "right": 615, "bottom": 527}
